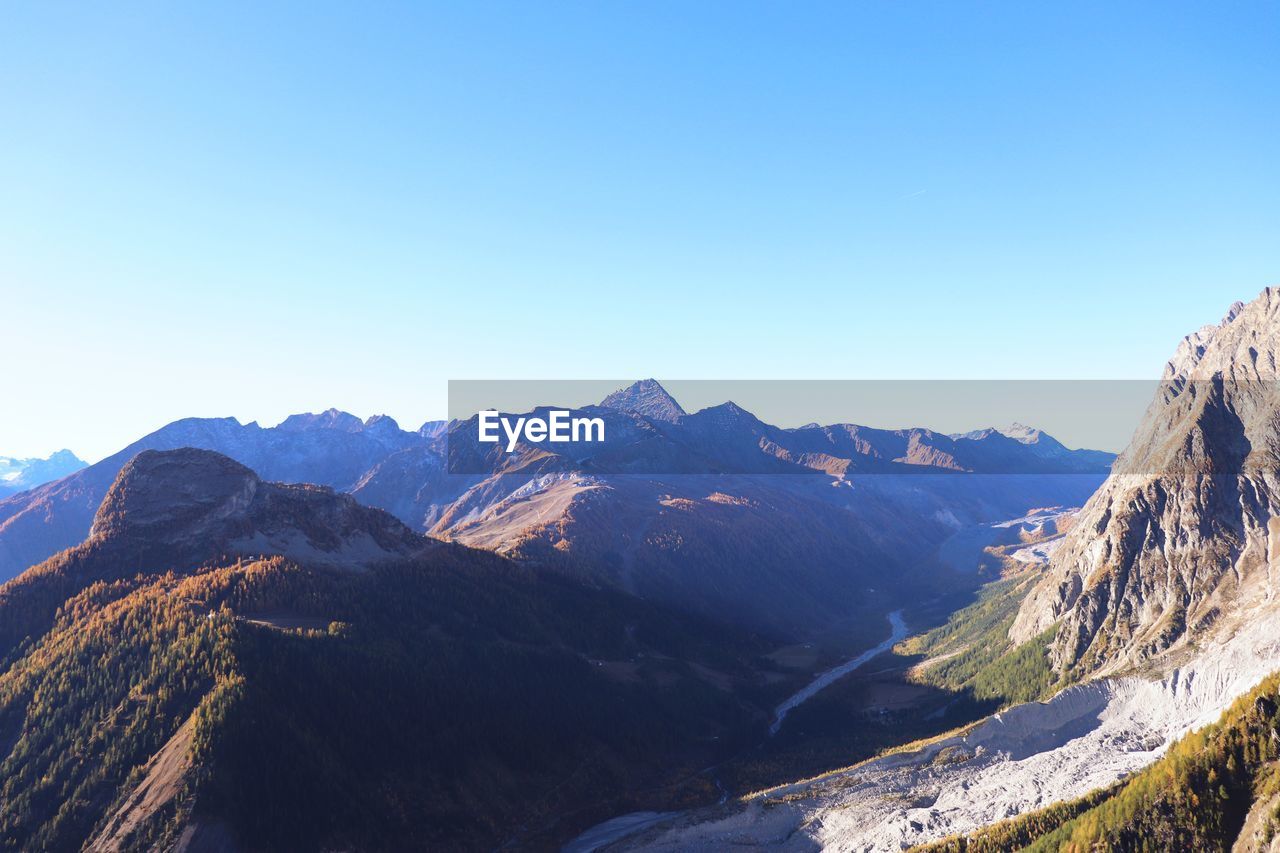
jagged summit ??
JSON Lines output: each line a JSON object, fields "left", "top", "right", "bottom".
{"left": 685, "top": 400, "right": 760, "bottom": 426}
{"left": 599, "top": 379, "right": 686, "bottom": 422}
{"left": 277, "top": 408, "right": 366, "bottom": 433}
{"left": 1001, "top": 422, "right": 1053, "bottom": 444}
{"left": 1163, "top": 286, "right": 1280, "bottom": 381}
{"left": 1012, "top": 286, "right": 1280, "bottom": 676}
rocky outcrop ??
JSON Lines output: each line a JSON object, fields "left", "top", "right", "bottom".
{"left": 1011, "top": 287, "right": 1280, "bottom": 677}
{"left": 92, "top": 448, "right": 427, "bottom": 569}
{"left": 0, "top": 411, "right": 430, "bottom": 580}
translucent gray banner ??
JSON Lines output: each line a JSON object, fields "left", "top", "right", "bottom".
{"left": 443, "top": 379, "right": 1274, "bottom": 477}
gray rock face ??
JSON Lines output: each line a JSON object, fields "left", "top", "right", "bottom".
{"left": 90, "top": 449, "right": 260, "bottom": 543}
{"left": 600, "top": 379, "right": 687, "bottom": 422}
{"left": 1011, "top": 287, "right": 1280, "bottom": 677}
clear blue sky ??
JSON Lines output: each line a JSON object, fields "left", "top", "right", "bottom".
{"left": 2, "top": 2, "right": 1277, "bottom": 461}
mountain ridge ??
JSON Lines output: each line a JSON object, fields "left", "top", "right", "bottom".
{"left": 0, "top": 412, "right": 433, "bottom": 580}
{"left": 0, "top": 387, "right": 1113, "bottom": 590}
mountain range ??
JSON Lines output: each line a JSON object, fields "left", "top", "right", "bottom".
{"left": 0, "top": 377, "right": 1126, "bottom": 849}
{"left": 5, "top": 280, "right": 1278, "bottom": 849}
{"left": 0, "top": 387, "right": 1111, "bottom": 639}
{"left": 0, "top": 413, "right": 438, "bottom": 584}
{"left": 0, "top": 289, "right": 1273, "bottom": 850}
{"left": 0, "top": 447, "right": 792, "bottom": 850}
{"left": 0, "top": 450, "right": 85, "bottom": 498}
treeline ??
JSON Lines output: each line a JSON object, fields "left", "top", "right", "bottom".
{"left": 913, "top": 783, "right": 1122, "bottom": 852}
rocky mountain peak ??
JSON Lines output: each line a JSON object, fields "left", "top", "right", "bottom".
{"left": 600, "top": 379, "right": 686, "bottom": 422}
{"left": 693, "top": 400, "right": 754, "bottom": 421}
{"left": 1163, "top": 286, "right": 1280, "bottom": 382}
{"left": 1011, "top": 286, "right": 1280, "bottom": 677}
{"left": 951, "top": 423, "right": 1067, "bottom": 453}
{"left": 418, "top": 420, "right": 449, "bottom": 439}
{"left": 363, "top": 414, "right": 400, "bottom": 432}
{"left": 1002, "top": 422, "right": 1039, "bottom": 441}
{"left": 89, "top": 448, "right": 425, "bottom": 568}
{"left": 90, "top": 448, "right": 260, "bottom": 542}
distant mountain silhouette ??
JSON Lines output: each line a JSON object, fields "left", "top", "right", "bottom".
{"left": 0, "top": 449, "right": 85, "bottom": 497}
{"left": 600, "top": 378, "right": 687, "bottom": 422}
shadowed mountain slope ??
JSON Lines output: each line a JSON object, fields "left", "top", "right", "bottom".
{"left": 0, "top": 449, "right": 788, "bottom": 851}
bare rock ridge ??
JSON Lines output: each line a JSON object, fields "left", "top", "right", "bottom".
{"left": 277, "top": 408, "right": 368, "bottom": 433}
{"left": 1011, "top": 286, "right": 1280, "bottom": 677}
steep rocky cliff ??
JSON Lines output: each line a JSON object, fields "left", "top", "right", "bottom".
{"left": 1011, "top": 288, "right": 1280, "bottom": 677}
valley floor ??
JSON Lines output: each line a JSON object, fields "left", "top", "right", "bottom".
{"left": 564, "top": 508, "right": 1082, "bottom": 851}
{"left": 595, "top": 594, "right": 1280, "bottom": 851}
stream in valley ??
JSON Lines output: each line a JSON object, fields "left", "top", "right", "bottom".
{"left": 564, "top": 608, "right": 908, "bottom": 852}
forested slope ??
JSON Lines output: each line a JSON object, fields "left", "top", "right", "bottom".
{"left": 0, "top": 450, "right": 789, "bottom": 851}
